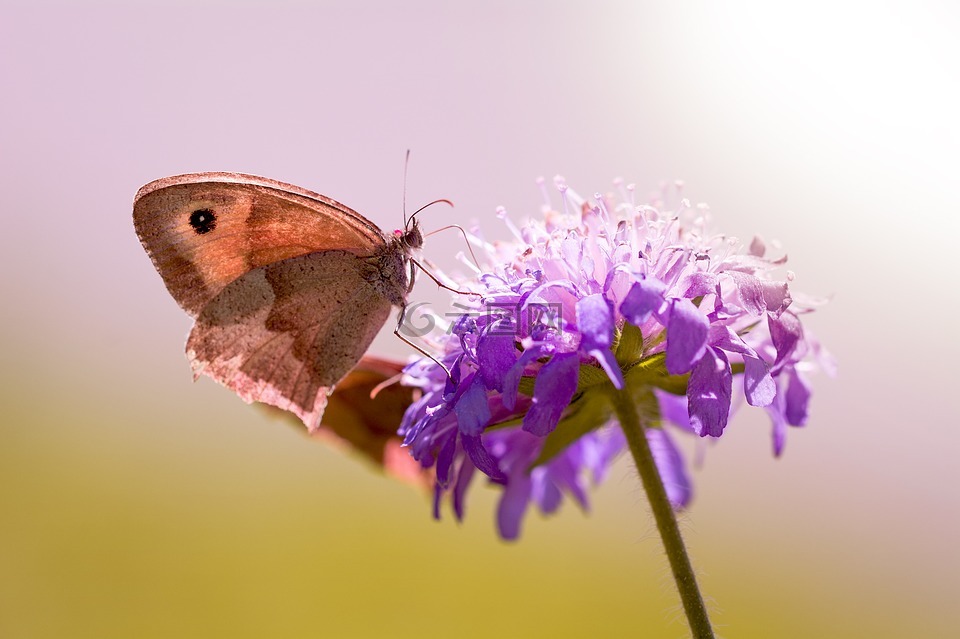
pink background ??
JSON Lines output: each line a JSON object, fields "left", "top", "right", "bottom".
{"left": 2, "top": 2, "right": 958, "bottom": 637}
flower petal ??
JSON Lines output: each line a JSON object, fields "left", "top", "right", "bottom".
{"left": 785, "top": 367, "right": 811, "bottom": 426}
{"left": 435, "top": 430, "right": 458, "bottom": 487}
{"left": 497, "top": 471, "right": 532, "bottom": 540}
{"left": 704, "top": 325, "right": 774, "bottom": 407}
{"left": 726, "top": 271, "right": 766, "bottom": 316}
{"left": 707, "top": 324, "right": 751, "bottom": 355}
{"left": 588, "top": 348, "right": 625, "bottom": 389}
{"left": 443, "top": 353, "right": 464, "bottom": 397}
{"left": 452, "top": 459, "right": 476, "bottom": 520}
{"left": 534, "top": 468, "right": 564, "bottom": 514}
{"left": 679, "top": 271, "right": 720, "bottom": 299}
{"left": 432, "top": 483, "right": 443, "bottom": 520}
{"left": 766, "top": 383, "right": 788, "bottom": 457}
{"left": 462, "top": 434, "right": 506, "bottom": 482}
{"left": 576, "top": 294, "right": 614, "bottom": 348}
{"left": 769, "top": 311, "right": 803, "bottom": 374}
{"left": 665, "top": 298, "right": 709, "bottom": 375}
{"left": 620, "top": 278, "right": 667, "bottom": 325}
{"left": 576, "top": 294, "right": 624, "bottom": 389}
{"left": 687, "top": 347, "right": 732, "bottom": 437}
{"left": 743, "top": 355, "right": 776, "bottom": 407}
{"left": 522, "top": 352, "right": 579, "bottom": 436}
{"left": 476, "top": 320, "right": 518, "bottom": 392}
{"left": 655, "top": 390, "right": 694, "bottom": 433}
{"left": 502, "top": 347, "right": 541, "bottom": 411}
{"left": 760, "top": 280, "right": 791, "bottom": 315}
{"left": 647, "top": 427, "right": 692, "bottom": 509}
{"left": 454, "top": 374, "right": 491, "bottom": 436}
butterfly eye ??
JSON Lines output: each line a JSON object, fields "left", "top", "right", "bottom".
{"left": 404, "top": 227, "right": 423, "bottom": 249}
{"left": 189, "top": 208, "right": 217, "bottom": 235}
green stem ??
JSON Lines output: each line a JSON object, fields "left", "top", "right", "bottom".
{"left": 609, "top": 388, "right": 715, "bottom": 639}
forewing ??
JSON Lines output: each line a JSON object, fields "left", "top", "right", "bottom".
{"left": 133, "top": 172, "right": 386, "bottom": 317}
{"left": 185, "top": 251, "right": 393, "bottom": 430}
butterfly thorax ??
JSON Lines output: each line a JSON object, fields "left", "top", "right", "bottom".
{"left": 363, "top": 236, "right": 415, "bottom": 307}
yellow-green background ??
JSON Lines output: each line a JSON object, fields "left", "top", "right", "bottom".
{"left": 2, "top": 2, "right": 957, "bottom": 637}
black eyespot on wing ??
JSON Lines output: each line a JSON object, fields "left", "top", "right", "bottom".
{"left": 189, "top": 208, "right": 217, "bottom": 235}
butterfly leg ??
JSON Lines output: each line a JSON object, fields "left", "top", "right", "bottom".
{"left": 410, "top": 258, "right": 482, "bottom": 298}
{"left": 405, "top": 258, "right": 417, "bottom": 294}
{"left": 393, "top": 305, "right": 453, "bottom": 381}
{"left": 422, "top": 223, "right": 482, "bottom": 269}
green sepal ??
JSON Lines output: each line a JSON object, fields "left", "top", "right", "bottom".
{"left": 516, "top": 375, "right": 536, "bottom": 397}
{"left": 624, "top": 352, "right": 687, "bottom": 395}
{"left": 631, "top": 371, "right": 689, "bottom": 395}
{"left": 576, "top": 364, "right": 611, "bottom": 391}
{"left": 626, "top": 351, "right": 666, "bottom": 373}
{"left": 615, "top": 321, "right": 644, "bottom": 368}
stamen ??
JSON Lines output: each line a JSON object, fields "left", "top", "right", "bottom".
{"left": 496, "top": 206, "right": 524, "bottom": 242}
{"left": 536, "top": 176, "right": 551, "bottom": 213}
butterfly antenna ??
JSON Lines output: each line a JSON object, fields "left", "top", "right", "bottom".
{"left": 424, "top": 224, "right": 482, "bottom": 269}
{"left": 408, "top": 198, "right": 454, "bottom": 229}
{"left": 402, "top": 149, "right": 411, "bottom": 226}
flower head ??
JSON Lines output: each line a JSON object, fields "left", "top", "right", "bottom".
{"left": 400, "top": 177, "right": 831, "bottom": 539}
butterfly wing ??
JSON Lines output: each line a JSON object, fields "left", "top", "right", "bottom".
{"left": 263, "top": 356, "right": 427, "bottom": 483}
{"left": 186, "top": 251, "right": 396, "bottom": 431}
{"left": 133, "top": 172, "right": 387, "bottom": 317}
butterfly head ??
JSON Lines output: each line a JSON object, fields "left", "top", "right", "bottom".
{"left": 395, "top": 218, "right": 424, "bottom": 253}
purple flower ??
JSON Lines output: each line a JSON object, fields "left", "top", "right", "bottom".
{"left": 400, "top": 178, "right": 831, "bottom": 538}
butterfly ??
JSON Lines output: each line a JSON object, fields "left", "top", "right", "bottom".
{"left": 133, "top": 172, "right": 424, "bottom": 431}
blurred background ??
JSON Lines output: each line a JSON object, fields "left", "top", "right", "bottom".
{"left": 2, "top": 1, "right": 958, "bottom": 637}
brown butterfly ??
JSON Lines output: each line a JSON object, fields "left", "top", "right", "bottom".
{"left": 133, "top": 172, "right": 424, "bottom": 431}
